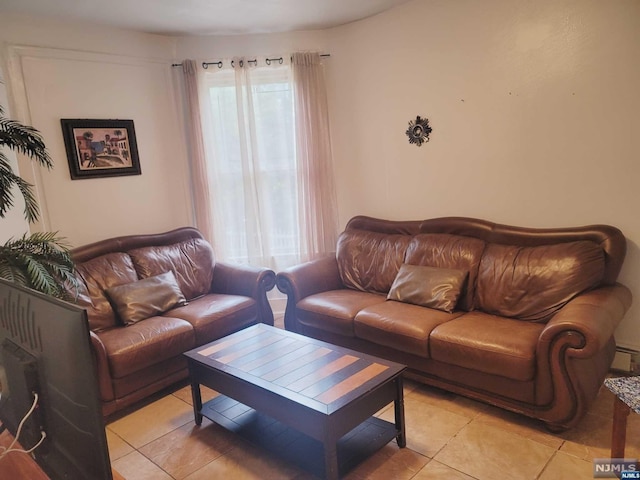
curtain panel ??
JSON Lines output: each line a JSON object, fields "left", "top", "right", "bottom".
{"left": 176, "top": 53, "right": 338, "bottom": 270}
{"left": 179, "top": 59, "right": 215, "bottom": 244}
{"left": 291, "top": 52, "right": 339, "bottom": 260}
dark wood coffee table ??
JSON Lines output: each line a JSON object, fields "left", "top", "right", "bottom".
{"left": 184, "top": 323, "right": 406, "bottom": 479}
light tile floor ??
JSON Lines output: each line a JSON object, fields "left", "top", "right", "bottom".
{"left": 106, "top": 322, "right": 639, "bottom": 479}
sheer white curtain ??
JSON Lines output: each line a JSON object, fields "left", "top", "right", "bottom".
{"left": 198, "top": 58, "right": 299, "bottom": 271}
{"left": 292, "top": 52, "right": 339, "bottom": 260}
{"left": 178, "top": 53, "right": 338, "bottom": 271}
{"left": 178, "top": 59, "right": 215, "bottom": 244}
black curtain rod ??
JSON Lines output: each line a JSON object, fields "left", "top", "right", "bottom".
{"left": 172, "top": 54, "right": 330, "bottom": 68}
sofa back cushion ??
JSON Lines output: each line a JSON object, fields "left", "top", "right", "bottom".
{"left": 475, "top": 240, "right": 605, "bottom": 321}
{"left": 337, "top": 229, "right": 411, "bottom": 294}
{"left": 128, "top": 237, "right": 214, "bottom": 300}
{"left": 73, "top": 252, "right": 139, "bottom": 331}
{"left": 404, "top": 233, "right": 486, "bottom": 311}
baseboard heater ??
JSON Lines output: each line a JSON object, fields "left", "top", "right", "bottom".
{"left": 611, "top": 347, "right": 640, "bottom": 374}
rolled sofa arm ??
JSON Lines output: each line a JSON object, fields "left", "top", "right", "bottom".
{"left": 538, "top": 284, "right": 632, "bottom": 358}
{"left": 276, "top": 255, "right": 343, "bottom": 303}
{"left": 535, "top": 284, "right": 632, "bottom": 429}
{"left": 89, "top": 331, "right": 114, "bottom": 403}
{"left": 276, "top": 255, "right": 343, "bottom": 332}
{"left": 211, "top": 262, "right": 277, "bottom": 325}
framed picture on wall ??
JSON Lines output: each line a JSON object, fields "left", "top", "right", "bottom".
{"left": 60, "top": 119, "right": 141, "bottom": 180}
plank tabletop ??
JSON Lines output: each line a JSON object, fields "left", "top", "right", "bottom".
{"left": 185, "top": 324, "right": 405, "bottom": 415}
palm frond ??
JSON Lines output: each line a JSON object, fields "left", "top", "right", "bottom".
{"left": 0, "top": 107, "right": 52, "bottom": 169}
{"left": 0, "top": 158, "right": 40, "bottom": 222}
{"left": 0, "top": 153, "right": 17, "bottom": 217}
{"left": 0, "top": 232, "right": 78, "bottom": 299}
{"left": 0, "top": 260, "right": 28, "bottom": 286}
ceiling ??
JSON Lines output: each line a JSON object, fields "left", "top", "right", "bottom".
{"left": 0, "top": 0, "right": 413, "bottom": 36}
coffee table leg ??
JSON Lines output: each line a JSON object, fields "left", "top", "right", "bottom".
{"left": 394, "top": 376, "right": 406, "bottom": 448}
{"left": 611, "top": 396, "right": 630, "bottom": 458}
{"left": 191, "top": 380, "right": 203, "bottom": 426}
{"left": 324, "top": 442, "right": 339, "bottom": 480}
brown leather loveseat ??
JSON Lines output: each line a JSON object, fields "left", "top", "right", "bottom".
{"left": 276, "top": 216, "right": 632, "bottom": 430}
{"left": 68, "top": 227, "right": 276, "bottom": 416}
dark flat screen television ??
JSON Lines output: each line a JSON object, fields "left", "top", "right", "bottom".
{"left": 0, "top": 278, "right": 112, "bottom": 479}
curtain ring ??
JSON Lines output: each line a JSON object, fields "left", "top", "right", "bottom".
{"left": 202, "top": 61, "right": 223, "bottom": 69}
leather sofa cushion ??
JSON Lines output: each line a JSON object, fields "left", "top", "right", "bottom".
{"left": 73, "top": 252, "right": 139, "bottom": 332}
{"left": 163, "top": 293, "right": 257, "bottom": 344}
{"left": 387, "top": 264, "right": 468, "bottom": 313}
{"left": 405, "top": 233, "right": 485, "bottom": 311}
{"left": 296, "top": 290, "right": 387, "bottom": 337}
{"left": 97, "top": 316, "right": 195, "bottom": 378}
{"left": 128, "top": 238, "right": 214, "bottom": 300}
{"left": 337, "top": 229, "right": 411, "bottom": 294}
{"left": 106, "top": 271, "right": 188, "bottom": 325}
{"left": 476, "top": 241, "right": 605, "bottom": 321}
{"left": 429, "top": 312, "right": 545, "bottom": 381}
{"left": 355, "top": 301, "right": 463, "bottom": 357}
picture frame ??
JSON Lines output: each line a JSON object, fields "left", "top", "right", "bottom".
{"left": 60, "top": 119, "right": 141, "bottom": 180}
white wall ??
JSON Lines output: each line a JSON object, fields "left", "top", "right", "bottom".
{"left": 0, "top": 13, "right": 191, "bottom": 246}
{"left": 325, "top": 0, "right": 640, "bottom": 348}
{"left": 1, "top": 2, "right": 638, "bottom": 348}
{"left": 0, "top": 68, "right": 29, "bottom": 242}
{"left": 174, "top": 29, "right": 329, "bottom": 60}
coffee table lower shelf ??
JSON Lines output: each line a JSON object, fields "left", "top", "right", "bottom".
{"left": 201, "top": 394, "right": 399, "bottom": 478}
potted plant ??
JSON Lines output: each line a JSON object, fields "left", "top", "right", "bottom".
{"left": 0, "top": 107, "right": 77, "bottom": 298}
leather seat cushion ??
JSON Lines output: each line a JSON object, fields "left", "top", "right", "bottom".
{"left": 355, "top": 301, "right": 464, "bottom": 357}
{"left": 98, "top": 316, "right": 195, "bottom": 378}
{"left": 429, "top": 312, "right": 545, "bottom": 381}
{"left": 163, "top": 293, "right": 257, "bottom": 344}
{"left": 296, "top": 289, "right": 387, "bottom": 337}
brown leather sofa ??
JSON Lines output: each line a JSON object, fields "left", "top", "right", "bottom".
{"left": 67, "top": 227, "right": 276, "bottom": 417}
{"left": 276, "top": 216, "right": 632, "bottom": 430}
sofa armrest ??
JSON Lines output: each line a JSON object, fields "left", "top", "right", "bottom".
{"left": 276, "top": 255, "right": 343, "bottom": 331}
{"left": 89, "top": 331, "right": 114, "bottom": 403}
{"left": 535, "top": 284, "right": 632, "bottom": 428}
{"left": 276, "top": 255, "right": 343, "bottom": 303}
{"left": 211, "top": 262, "right": 276, "bottom": 325}
{"left": 538, "top": 284, "right": 632, "bottom": 358}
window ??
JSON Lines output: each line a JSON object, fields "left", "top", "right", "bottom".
{"left": 201, "top": 63, "right": 300, "bottom": 269}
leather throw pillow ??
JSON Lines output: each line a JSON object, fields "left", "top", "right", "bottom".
{"left": 106, "top": 271, "right": 187, "bottom": 325}
{"left": 387, "top": 264, "right": 468, "bottom": 313}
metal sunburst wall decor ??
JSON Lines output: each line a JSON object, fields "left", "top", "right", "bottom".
{"left": 406, "top": 116, "right": 432, "bottom": 147}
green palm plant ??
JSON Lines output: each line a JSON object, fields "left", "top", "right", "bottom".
{"left": 0, "top": 106, "right": 77, "bottom": 299}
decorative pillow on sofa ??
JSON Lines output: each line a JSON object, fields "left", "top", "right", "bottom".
{"left": 106, "top": 271, "right": 188, "bottom": 325}
{"left": 387, "top": 264, "right": 468, "bottom": 313}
